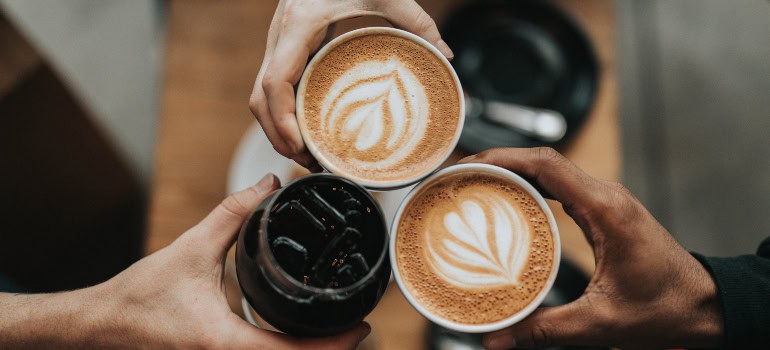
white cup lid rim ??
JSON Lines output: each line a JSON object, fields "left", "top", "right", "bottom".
{"left": 388, "top": 163, "right": 562, "bottom": 333}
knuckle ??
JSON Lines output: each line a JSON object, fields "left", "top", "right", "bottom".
{"left": 248, "top": 95, "right": 264, "bottom": 116}
{"left": 414, "top": 11, "right": 437, "bottom": 35}
{"left": 474, "top": 147, "right": 507, "bottom": 162}
{"left": 281, "top": 1, "right": 298, "bottom": 24}
{"left": 605, "top": 181, "right": 638, "bottom": 210}
{"left": 220, "top": 193, "right": 250, "bottom": 220}
{"left": 261, "top": 72, "right": 278, "bottom": 93}
{"left": 272, "top": 143, "right": 296, "bottom": 157}
{"left": 282, "top": 1, "right": 311, "bottom": 27}
{"left": 529, "top": 322, "right": 553, "bottom": 348}
{"left": 593, "top": 180, "right": 643, "bottom": 225}
{"left": 534, "top": 147, "right": 563, "bottom": 165}
{"left": 275, "top": 122, "right": 294, "bottom": 139}
{"left": 279, "top": 14, "right": 291, "bottom": 29}
{"left": 274, "top": 123, "right": 302, "bottom": 154}
{"left": 585, "top": 195, "right": 615, "bottom": 219}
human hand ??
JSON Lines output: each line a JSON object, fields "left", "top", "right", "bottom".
{"left": 0, "top": 174, "right": 370, "bottom": 349}
{"left": 249, "top": 0, "right": 453, "bottom": 171}
{"left": 97, "top": 173, "right": 370, "bottom": 348}
{"left": 459, "top": 148, "right": 723, "bottom": 349}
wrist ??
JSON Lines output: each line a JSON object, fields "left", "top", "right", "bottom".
{"left": 0, "top": 287, "right": 103, "bottom": 348}
{"left": 65, "top": 283, "right": 116, "bottom": 347}
{"left": 76, "top": 279, "right": 152, "bottom": 348}
{"left": 684, "top": 255, "right": 724, "bottom": 348}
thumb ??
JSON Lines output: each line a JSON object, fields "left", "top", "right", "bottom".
{"left": 194, "top": 173, "right": 281, "bottom": 256}
{"left": 483, "top": 301, "right": 599, "bottom": 349}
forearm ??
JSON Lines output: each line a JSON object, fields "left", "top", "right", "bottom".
{"left": 693, "top": 240, "right": 770, "bottom": 348}
{"left": 0, "top": 287, "right": 103, "bottom": 348}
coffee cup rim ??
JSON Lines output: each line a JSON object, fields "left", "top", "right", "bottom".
{"left": 255, "top": 173, "right": 390, "bottom": 297}
{"left": 295, "top": 26, "right": 465, "bottom": 190}
{"left": 388, "top": 163, "right": 562, "bottom": 333}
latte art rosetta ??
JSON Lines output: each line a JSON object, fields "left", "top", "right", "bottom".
{"left": 396, "top": 170, "right": 556, "bottom": 325}
{"left": 426, "top": 193, "right": 530, "bottom": 289}
{"left": 320, "top": 59, "right": 429, "bottom": 167}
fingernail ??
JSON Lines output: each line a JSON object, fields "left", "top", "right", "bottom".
{"left": 458, "top": 153, "right": 478, "bottom": 164}
{"left": 309, "top": 163, "right": 324, "bottom": 173}
{"left": 357, "top": 323, "right": 372, "bottom": 342}
{"left": 485, "top": 333, "right": 516, "bottom": 350}
{"left": 255, "top": 173, "right": 277, "bottom": 193}
{"left": 291, "top": 155, "right": 309, "bottom": 170}
{"left": 436, "top": 39, "right": 454, "bottom": 60}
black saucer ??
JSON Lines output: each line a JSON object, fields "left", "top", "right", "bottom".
{"left": 442, "top": 0, "right": 598, "bottom": 152}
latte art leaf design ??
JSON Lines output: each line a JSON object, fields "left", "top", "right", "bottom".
{"left": 426, "top": 194, "right": 531, "bottom": 288}
{"left": 320, "top": 59, "right": 429, "bottom": 168}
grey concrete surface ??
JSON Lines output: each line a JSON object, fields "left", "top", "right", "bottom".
{"left": 619, "top": 0, "right": 770, "bottom": 256}
{"left": 0, "top": 0, "right": 165, "bottom": 186}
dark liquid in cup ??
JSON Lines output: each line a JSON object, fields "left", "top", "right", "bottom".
{"left": 236, "top": 175, "right": 390, "bottom": 337}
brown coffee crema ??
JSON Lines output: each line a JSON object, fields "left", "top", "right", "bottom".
{"left": 396, "top": 172, "right": 555, "bottom": 325}
{"left": 301, "top": 34, "right": 461, "bottom": 184}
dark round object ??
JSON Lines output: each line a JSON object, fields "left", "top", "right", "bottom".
{"left": 236, "top": 174, "right": 390, "bottom": 337}
{"left": 442, "top": 0, "right": 598, "bottom": 151}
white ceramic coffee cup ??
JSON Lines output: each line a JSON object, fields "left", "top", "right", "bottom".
{"left": 389, "top": 163, "right": 561, "bottom": 333}
{"left": 295, "top": 27, "right": 465, "bottom": 191}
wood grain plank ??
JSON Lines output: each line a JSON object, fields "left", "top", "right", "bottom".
{"left": 147, "top": 0, "right": 277, "bottom": 252}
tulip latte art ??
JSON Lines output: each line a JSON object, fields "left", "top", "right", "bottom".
{"left": 299, "top": 33, "right": 461, "bottom": 185}
{"left": 396, "top": 172, "right": 555, "bottom": 324}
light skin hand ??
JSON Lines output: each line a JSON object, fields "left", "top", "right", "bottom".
{"left": 458, "top": 148, "right": 724, "bottom": 350}
{"left": 249, "top": 0, "right": 453, "bottom": 171}
{"left": 0, "top": 174, "right": 370, "bottom": 349}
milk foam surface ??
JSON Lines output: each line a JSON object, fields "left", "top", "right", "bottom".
{"left": 396, "top": 172, "right": 555, "bottom": 325}
{"left": 320, "top": 59, "right": 429, "bottom": 168}
{"left": 301, "top": 34, "right": 461, "bottom": 184}
{"left": 427, "top": 193, "right": 530, "bottom": 288}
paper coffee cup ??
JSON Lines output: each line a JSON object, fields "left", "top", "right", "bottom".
{"left": 389, "top": 164, "right": 561, "bottom": 333}
{"left": 296, "top": 27, "right": 465, "bottom": 190}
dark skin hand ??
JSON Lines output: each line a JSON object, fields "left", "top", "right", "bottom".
{"left": 458, "top": 148, "right": 723, "bottom": 349}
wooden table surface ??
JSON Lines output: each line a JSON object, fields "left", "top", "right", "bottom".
{"left": 147, "top": 1, "right": 618, "bottom": 349}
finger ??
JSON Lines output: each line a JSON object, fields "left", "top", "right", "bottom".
{"left": 291, "top": 152, "right": 322, "bottom": 172}
{"left": 195, "top": 173, "right": 280, "bottom": 255}
{"left": 483, "top": 302, "right": 600, "bottom": 349}
{"left": 251, "top": 85, "right": 296, "bottom": 158}
{"left": 262, "top": 18, "right": 330, "bottom": 157}
{"left": 375, "top": 0, "right": 453, "bottom": 59}
{"left": 250, "top": 1, "right": 297, "bottom": 158}
{"left": 318, "top": 23, "right": 337, "bottom": 51}
{"left": 459, "top": 147, "right": 606, "bottom": 216}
